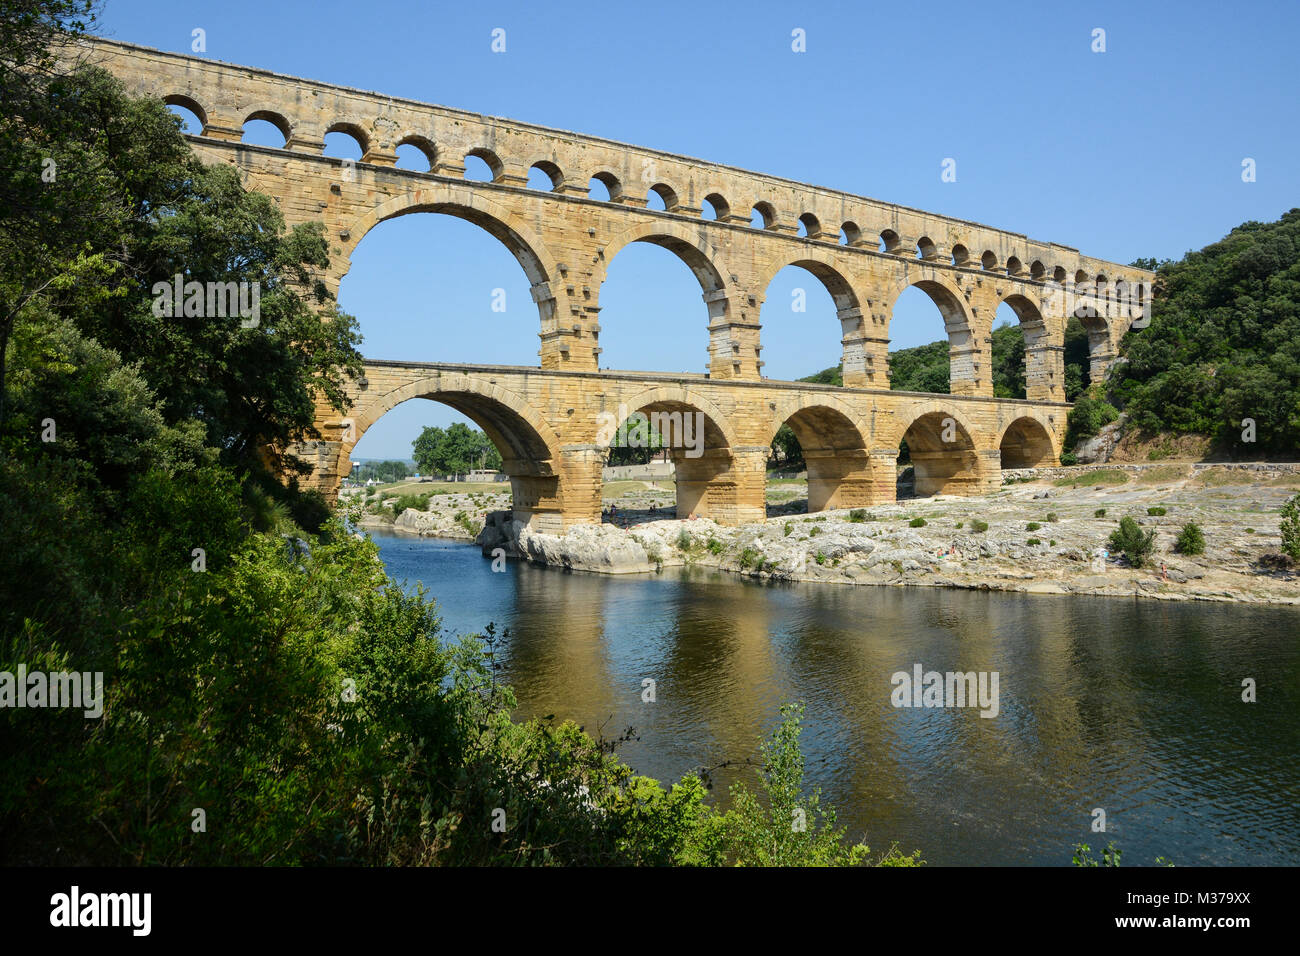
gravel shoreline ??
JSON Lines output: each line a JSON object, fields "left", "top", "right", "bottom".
{"left": 360, "top": 465, "right": 1300, "bottom": 606}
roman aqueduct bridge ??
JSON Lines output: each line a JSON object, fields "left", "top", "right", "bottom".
{"left": 83, "top": 39, "right": 1154, "bottom": 530}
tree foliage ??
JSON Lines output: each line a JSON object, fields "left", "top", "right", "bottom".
{"left": 412, "top": 422, "right": 501, "bottom": 476}
{"left": 1108, "top": 210, "right": 1300, "bottom": 455}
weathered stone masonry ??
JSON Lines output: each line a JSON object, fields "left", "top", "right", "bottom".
{"left": 80, "top": 39, "right": 1152, "bottom": 529}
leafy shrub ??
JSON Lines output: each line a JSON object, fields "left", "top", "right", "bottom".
{"left": 676, "top": 529, "right": 692, "bottom": 551}
{"left": 1109, "top": 516, "right": 1157, "bottom": 567}
{"left": 783, "top": 522, "right": 793, "bottom": 536}
{"left": 955, "top": 521, "right": 964, "bottom": 529}
{"left": 1049, "top": 540, "right": 1057, "bottom": 547}
{"left": 1094, "top": 508, "right": 1107, "bottom": 517}
{"left": 1027, "top": 538, "right": 1041, "bottom": 547}
{"left": 706, "top": 538, "right": 724, "bottom": 555}
{"left": 814, "top": 552, "right": 826, "bottom": 566}
{"left": 1282, "top": 495, "right": 1300, "bottom": 561}
{"left": 1046, "top": 513, "right": 1058, "bottom": 522}
{"left": 1026, "top": 522, "right": 1042, "bottom": 532}
{"left": 1147, "top": 506, "right": 1167, "bottom": 516}
{"left": 739, "top": 548, "right": 761, "bottom": 570}
{"left": 1064, "top": 389, "right": 1119, "bottom": 451}
{"left": 848, "top": 509, "right": 867, "bottom": 523}
{"left": 1174, "top": 522, "right": 1205, "bottom": 555}
{"left": 909, "top": 517, "right": 927, "bottom": 528}
{"left": 810, "top": 526, "right": 822, "bottom": 537}
{"left": 970, "top": 519, "right": 989, "bottom": 533}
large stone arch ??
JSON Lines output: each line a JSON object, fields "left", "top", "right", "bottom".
{"left": 998, "top": 292, "right": 1065, "bottom": 402}
{"left": 891, "top": 401, "right": 991, "bottom": 498}
{"left": 340, "top": 185, "right": 560, "bottom": 287}
{"left": 332, "top": 369, "right": 571, "bottom": 529}
{"left": 756, "top": 254, "right": 865, "bottom": 384}
{"left": 345, "top": 371, "right": 563, "bottom": 477}
{"left": 885, "top": 273, "right": 984, "bottom": 396}
{"left": 767, "top": 393, "right": 878, "bottom": 511}
{"left": 596, "top": 220, "right": 747, "bottom": 378}
{"left": 997, "top": 412, "right": 1059, "bottom": 469}
{"left": 601, "top": 383, "right": 746, "bottom": 520}
{"left": 602, "top": 383, "right": 739, "bottom": 454}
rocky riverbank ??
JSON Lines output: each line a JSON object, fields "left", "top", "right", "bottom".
{"left": 368, "top": 466, "right": 1300, "bottom": 605}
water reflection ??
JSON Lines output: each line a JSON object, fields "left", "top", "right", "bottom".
{"left": 371, "top": 529, "right": 1300, "bottom": 866}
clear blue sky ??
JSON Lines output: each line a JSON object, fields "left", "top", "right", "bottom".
{"left": 100, "top": 0, "right": 1300, "bottom": 459}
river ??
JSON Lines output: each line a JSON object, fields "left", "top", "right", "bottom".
{"left": 369, "top": 528, "right": 1300, "bottom": 866}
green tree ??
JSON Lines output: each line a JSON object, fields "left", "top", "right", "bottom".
{"left": 1108, "top": 210, "right": 1300, "bottom": 455}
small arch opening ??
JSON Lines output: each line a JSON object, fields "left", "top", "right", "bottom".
{"left": 751, "top": 201, "right": 776, "bottom": 230}
{"left": 702, "top": 192, "right": 729, "bottom": 221}
{"left": 322, "top": 128, "right": 364, "bottom": 162}
{"left": 164, "top": 94, "right": 205, "bottom": 134}
{"left": 241, "top": 110, "right": 290, "bottom": 148}
{"left": 981, "top": 250, "right": 999, "bottom": 271}
{"left": 394, "top": 136, "right": 435, "bottom": 172}
{"left": 797, "top": 212, "right": 821, "bottom": 239}
{"left": 465, "top": 148, "right": 503, "bottom": 182}
{"left": 588, "top": 171, "right": 621, "bottom": 202}
{"left": 647, "top": 182, "right": 677, "bottom": 212}
{"left": 528, "top": 160, "right": 563, "bottom": 191}
{"left": 951, "top": 243, "right": 970, "bottom": 267}
{"left": 840, "top": 221, "right": 861, "bottom": 246}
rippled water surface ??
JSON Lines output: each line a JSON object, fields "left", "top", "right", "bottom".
{"left": 371, "top": 529, "right": 1300, "bottom": 866}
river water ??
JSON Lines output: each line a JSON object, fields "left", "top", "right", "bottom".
{"left": 369, "top": 528, "right": 1300, "bottom": 866}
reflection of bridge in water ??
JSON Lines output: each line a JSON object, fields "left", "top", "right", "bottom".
{"left": 83, "top": 40, "right": 1152, "bottom": 529}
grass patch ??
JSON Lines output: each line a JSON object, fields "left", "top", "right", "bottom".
{"left": 1054, "top": 469, "right": 1130, "bottom": 488}
{"left": 1138, "top": 464, "right": 1191, "bottom": 484}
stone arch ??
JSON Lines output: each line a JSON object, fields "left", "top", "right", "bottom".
{"left": 751, "top": 201, "right": 777, "bottom": 230}
{"left": 917, "top": 236, "right": 939, "bottom": 261}
{"left": 164, "top": 93, "right": 207, "bottom": 131}
{"left": 341, "top": 185, "right": 559, "bottom": 285}
{"left": 702, "top": 192, "right": 730, "bottom": 220}
{"left": 465, "top": 146, "right": 504, "bottom": 182}
{"left": 395, "top": 134, "right": 437, "bottom": 169}
{"left": 998, "top": 413, "right": 1058, "bottom": 469}
{"left": 981, "top": 250, "right": 999, "bottom": 271}
{"left": 602, "top": 384, "right": 739, "bottom": 454}
{"left": 336, "top": 185, "right": 562, "bottom": 350}
{"left": 647, "top": 182, "right": 679, "bottom": 211}
{"left": 598, "top": 219, "right": 730, "bottom": 305}
{"left": 347, "top": 371, "right": 562, "bottom": 475}
{"left": 840, "top": 221, "right": 862, "bottom": 246}
{"left": 336, "top": 370, "right": 567, "bottom": 528}
{"left": 758, "top": 254, "right": 863, "bottom": 380}
{"left": 886, "top": 274, "right": 981, "bottom": 395}
{"left": 999, "top": 292, "right": 1061, "bottom": 401}
{"left": 588, "top": 170, "right": 623, "bottom": 202}
{"left": 768, "top": 395, "right": 876, "bottom": 512}
{"left": 600, "top": 384, "right": 740, "bottom": 519}
{"left": 892, "top": 403, "right": 985, "bottom": 498}
{"left": 242, "top": 108, "right": 291, "bottom": 146}
{"left": 325, "top": 120, "right": 369, "bottom": 156}
{"left": 951, "top": 243, "right": 971, "bottom": 267}
{"left": 798, "top": 212, "right": 821, "bottom": 238}
{"left": 528, "top": 159, "right": 564, "bottom": 191}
